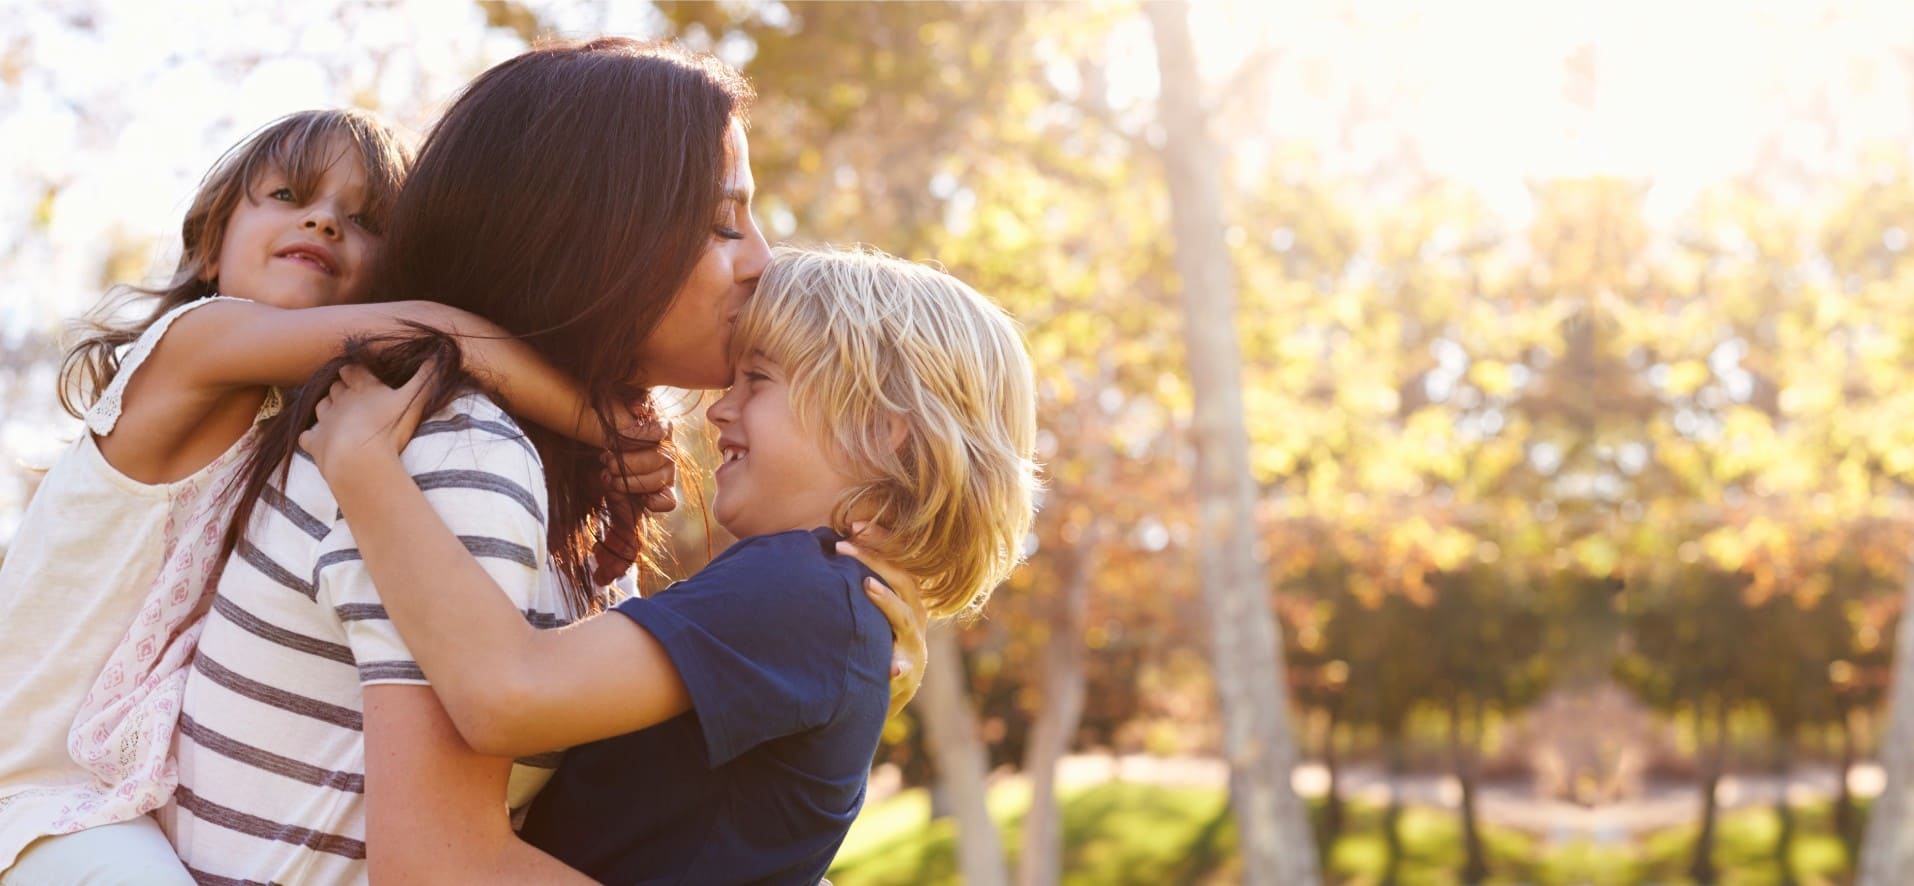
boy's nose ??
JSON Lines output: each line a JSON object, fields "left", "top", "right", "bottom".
{"left": 706, "top": 389, "right": 741, "bottom": 426}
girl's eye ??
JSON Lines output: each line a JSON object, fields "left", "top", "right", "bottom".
{"left": 268, "top": 187, "right": 296, "bottom": 202}
{"left": 349, "top": 213, "right": 383, "bottom": 235}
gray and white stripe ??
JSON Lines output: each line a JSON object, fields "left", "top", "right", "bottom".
{"left": 173, "top": 396, "right": 569, "bottom": 884}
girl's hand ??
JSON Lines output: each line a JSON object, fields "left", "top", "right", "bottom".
{"left": 601, "top": 402, "right": 678, "bottom": 515}
{"left": 590, "top": 402, "right": 678, "bottom": 586}
{"left": 301, "top": 362, "right": 436, "bottom": 484}
{"left": 836, "top": 523, "right": 929, "bottom": 720}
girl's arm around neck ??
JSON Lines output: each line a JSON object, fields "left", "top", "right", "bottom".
{"left": 153, "top": 298, "right": 610, "bottom": 446}
{"left": 333, "top": 450, "right": 691, "bottom": 758}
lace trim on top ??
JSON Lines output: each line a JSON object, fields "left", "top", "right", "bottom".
{"left": 84, "top": 295, "right": 279, "bottom": 436}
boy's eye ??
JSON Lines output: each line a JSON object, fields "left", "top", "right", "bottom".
{"left": 268, "top": 187, "right": 296, "bottom": 202}
{"left": 349, "top": 213, "right": 383, "bottom": 235}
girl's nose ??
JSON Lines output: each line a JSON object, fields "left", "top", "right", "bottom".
{"left": 303, "top": 211, "right": 340, "bottom": 239}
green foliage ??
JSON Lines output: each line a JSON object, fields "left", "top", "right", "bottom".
{"left": 829, "top": 782, "right": 1863, "bottom": 884}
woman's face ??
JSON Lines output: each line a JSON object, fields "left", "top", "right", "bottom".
{"left": 637, "top": 121, "right": 772, "bottom": 390}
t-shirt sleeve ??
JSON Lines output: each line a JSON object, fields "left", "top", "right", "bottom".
{"left": 614, "top": 538, "right": 864, "bottom": 768}
{"left": 313, "top": 400, "right": 553, "bottom": 687}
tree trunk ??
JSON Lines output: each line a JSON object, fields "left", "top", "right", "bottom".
{"left": 1319, "top": 708, "right": 1343, "bottom": 860}
{"left": 919, "top": 623, "right": 1008, "bottom": 886}
{"left": 1773, "top": 734, "right": 1797, "bottom": 886}
{"left": 1691, "top": 698, "right": 1728, "bottom": 884}
{"left": 1450, "top": 695, "right": 1489, "bottom": 883}
{"left": 1837, "top": 707, "right": 1857, "bottom": 862}
{"left": 1382, "top": 729, "right": 1405, "bottom": 886}
{"left": 1017, "top": 539, "right": 1099, "bottom": 886}
{"left": 1145, "top": 4, "right": 1322, "bottom": 884}
{"left": 1860, "top": 564, "right": 1914, "bottom": 885}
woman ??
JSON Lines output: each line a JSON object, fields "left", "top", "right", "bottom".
{"left": 165, "top": 39, "right": 924, "bottom": 884}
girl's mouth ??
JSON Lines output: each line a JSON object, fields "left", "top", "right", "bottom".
{"left": 275, "top": 244, "right": 339, "bottom": 276}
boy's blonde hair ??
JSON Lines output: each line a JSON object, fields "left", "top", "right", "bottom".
{"left": 732, "top": 245, "right": 1039, "bottom": 618}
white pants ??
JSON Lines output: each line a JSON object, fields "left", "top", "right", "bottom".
{"left": 1, "top": 817, "right": 193, "bottom": 886}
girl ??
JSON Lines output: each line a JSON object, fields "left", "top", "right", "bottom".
{"left": 166, "top": 41, "right": 926, "bottom": 884}
{"left": 302, "top": 246, "right": 1039, "bottom": 883}
{"left": 0, "top": 109, "right": 671, "bottom": 884}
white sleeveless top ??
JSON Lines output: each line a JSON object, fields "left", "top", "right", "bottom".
{"left": 0, "top": 295, "right": 274, "bottom": 873}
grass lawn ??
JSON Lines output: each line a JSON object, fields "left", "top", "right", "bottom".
{"left": 828, "top": 783, "right": 1861, "bottom": 885}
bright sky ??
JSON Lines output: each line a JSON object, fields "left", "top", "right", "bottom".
{"left": 4, "top": 0, "right": 1914, "bottom": 543}
{"left": 1160, "top": 0, "right": 1914, "bottom": 224}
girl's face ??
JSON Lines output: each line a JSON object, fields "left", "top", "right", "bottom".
{"left": 207, "top": 137, "right": 381, "bottom": 310}
{"left": 635, "top": 121, "right": 773, "bottom": 390}
{"left": 706, "top": 350, "right": 859, "bottom": 539}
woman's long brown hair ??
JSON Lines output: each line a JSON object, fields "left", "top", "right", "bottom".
{"left": 220, "top": 39, "right": 754, "bottom": 616}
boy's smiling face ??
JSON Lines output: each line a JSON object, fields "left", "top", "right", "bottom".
{"left": 707, "top": 351, "right": 859, "bottom": 540}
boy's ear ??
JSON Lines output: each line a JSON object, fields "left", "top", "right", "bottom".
{"left": 886, "top": 413, "right": 908, "bottom": 455}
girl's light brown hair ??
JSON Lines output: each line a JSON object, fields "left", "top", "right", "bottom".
{"left": 58, "top": 109, "right": 412, "bottom": 419}
{"left": 734, "top": 245, "right": 1041, "bottom": 618}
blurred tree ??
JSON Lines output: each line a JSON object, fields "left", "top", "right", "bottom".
{"left": 1146, "top": 3, "right": 1319, "bottom": 883}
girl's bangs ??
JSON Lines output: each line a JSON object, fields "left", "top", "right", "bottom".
{"left": 234, "top": 113, "right": 409, "bottom": 228}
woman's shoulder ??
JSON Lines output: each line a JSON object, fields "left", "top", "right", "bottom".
{"left": 408, "top": 391, "right": 540, "bottom": 462}
{"left": 396, "top": 390, "right": 545, "bottom": 491}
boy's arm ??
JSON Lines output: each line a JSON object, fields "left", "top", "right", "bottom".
{"left": 363, "top": 684, "right": 596, "bottom": 883}
{"left": 311, "top": 366, "right": 691, "bottom": 757}
{"left": 309, "top": 366, "right": 885, "bottom": 758}
{"left": 154, "top": 297, "right": 620, "bottom": 447}
{"left": 340, "top": 449, "right": 691, "bottom": 757}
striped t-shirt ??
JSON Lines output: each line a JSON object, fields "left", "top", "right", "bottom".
{"left": 165, "top": 393, "right": 571, "bottom": 885}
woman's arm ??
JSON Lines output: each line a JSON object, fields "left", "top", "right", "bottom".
{"left": 152, "top": 297, "right": 633, "bottom": 448}
{"left": 363, "top": 684, "right": 597, "bottom": 883}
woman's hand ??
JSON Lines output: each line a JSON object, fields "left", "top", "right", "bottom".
{"left": 835, "top": 523, "right": 929, "bottom": 720}
{"left": 301, "top": 362, "right": 436, "bottom": 485}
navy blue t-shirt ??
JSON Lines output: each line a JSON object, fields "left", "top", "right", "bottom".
{"left": 520, "top": 527, "right": 893, "bottom": 885}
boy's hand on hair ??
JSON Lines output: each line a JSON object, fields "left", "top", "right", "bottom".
{"left": 836, "top": 523, "right": 929, "bottom": 719}
{"left": 302, "top": 362, "right": 437, "bottom": 486}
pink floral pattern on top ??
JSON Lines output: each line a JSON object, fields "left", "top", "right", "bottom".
{"left": 31, "top": 294, "right": 279, "bottom": 836}
{"left": 50, "top": 431, "right": 257, "bottom": 835}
